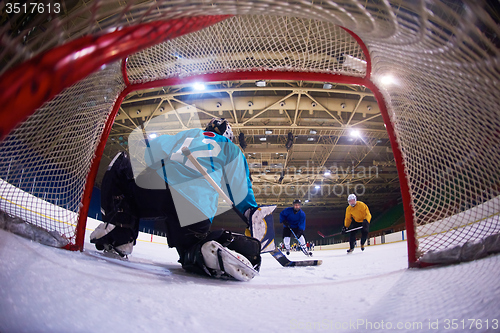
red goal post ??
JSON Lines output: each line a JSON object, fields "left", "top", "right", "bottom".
{"left": 0, "top": 1, "right": 498, "bottom": 268}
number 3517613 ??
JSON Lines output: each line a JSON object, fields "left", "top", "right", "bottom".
{"left": 6, "top": 3, "right": 61, "bottom": 14}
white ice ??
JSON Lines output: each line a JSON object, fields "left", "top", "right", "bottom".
{"left": 1, "top": 227, "right": 499, "bottom": 333}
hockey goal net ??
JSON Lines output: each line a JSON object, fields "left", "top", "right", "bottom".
{"left": 0, "top": 1, "right": 499, "bottom": 267}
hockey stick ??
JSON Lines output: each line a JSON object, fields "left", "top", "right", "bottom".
{"left": 317, "top": 226, "right": 363, "bottom": 238}
{"left": 181, "top": 146, "right": 249, "bottom": 227}
{"left": 286, "top": 225, "right": 312, "bottom": 257}
{"left": 269, "top": 248, "right": 321, "bottom": 267}
{"left": 181, "top": 146, "right": 321, "bottom": 267}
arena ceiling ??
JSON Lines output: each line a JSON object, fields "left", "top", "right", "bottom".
{"left": 97, "top": 79, "right": 402, "bottom": 213}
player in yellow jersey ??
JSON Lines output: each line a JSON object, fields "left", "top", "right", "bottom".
{"left": 343, "top": 194, "right": 371, "bottom": 253}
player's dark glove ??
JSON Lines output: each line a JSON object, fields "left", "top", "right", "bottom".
{"left": 283, "top": 220, "right": 290, "bottom": 227}
{"left": 363, "top": 219, "right": 368, "bottom": 224}
{"left": 341, "top": 226, "right": 347, "bottom": 234}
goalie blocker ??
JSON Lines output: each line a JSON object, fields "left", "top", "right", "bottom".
{"left": 245, "top": 205, "right": 277, "bottom": 253}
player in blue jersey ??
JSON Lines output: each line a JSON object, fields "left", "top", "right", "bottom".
{"left": 91, "top": 118, "right": 274, "bottom": 281}
{"left": 279, "top": 199, "right": 309, "bottom": 255}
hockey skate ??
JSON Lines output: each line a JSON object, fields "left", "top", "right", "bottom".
{"left": 347, "top": 248, "right": 354, "bottom": 254}
{"left": 297, "top": 242, "right": 313, "bottom": 257}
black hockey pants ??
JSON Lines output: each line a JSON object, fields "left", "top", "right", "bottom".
{"left": 349, "top": 220, "right": 370, "bottom": 250}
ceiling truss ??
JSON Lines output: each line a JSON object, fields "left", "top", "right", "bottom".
{"left": 100, "top": 79, "right": 400, "bottom": 210}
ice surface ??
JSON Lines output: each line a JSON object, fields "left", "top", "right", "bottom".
{"left": 1, "top": 228, "right": 499, "bottom": 332}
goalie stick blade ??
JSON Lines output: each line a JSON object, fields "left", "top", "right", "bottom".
{"left": 269, "top": 248, "right": 322, "bottom": 267}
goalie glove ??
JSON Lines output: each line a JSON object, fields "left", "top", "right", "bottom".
{"left": 246, "top": 205, "right": 277, "bottom": 252}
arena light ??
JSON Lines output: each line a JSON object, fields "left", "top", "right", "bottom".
{"left": 379, "top": 74, "right": 397, "bottom": 86}
{"left": 255, "top": 80, "right": 266, "bottom": 87}
{"left": 192, "top": 82, "right": 206, "bottom": 91}
{"left": 350, "top": 129, "right": 361, "bottom": 137}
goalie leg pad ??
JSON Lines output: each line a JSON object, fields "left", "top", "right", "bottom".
{"left": 90, "top": 223, "right": 115, "bottom": 242}
{"left": 201, "top": 241, "right": 258, "bottom": 282}
{"left": 226, "top": 234, "right": 262, "bottom": 272}
{"left": 90, "top": 222, "right": 135, "bottom": 255}
{"left": 180, "top": 242, "right": 212, "bottom": 277}
{"left": 179, "top": 230, "right": 260, "bottom": 281}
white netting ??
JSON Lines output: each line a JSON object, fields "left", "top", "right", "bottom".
{"left": 126, "top": 15, "right": 366, "bottom": 82}
{"left": 365, "top": 2, "right": 500, "bottom": 256}
{"left": 0, "top": 62, "right": 125, "bottom": 242}
{"left": 0, "top": 1, "right": 499, "bottom": 261}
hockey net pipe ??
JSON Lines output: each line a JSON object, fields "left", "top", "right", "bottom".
{"left": 0, "top": 1, "right": 499, "bottom": 267}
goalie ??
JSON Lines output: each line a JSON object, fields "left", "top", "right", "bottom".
{"left": 91, "top": 118, "right": 275, "bottom": 281}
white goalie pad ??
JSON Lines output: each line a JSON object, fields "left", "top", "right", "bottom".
{"left": 201, "top": 240, "right": 258, "bottom": 282}
{"left": 90, "top": 223, "right": 133, "bottom": 256}
{"left": 90, "top": 222, "right": 115, "bottom": 241}
{"left": 114, "top": 242, "right": 134, "bottom": 256}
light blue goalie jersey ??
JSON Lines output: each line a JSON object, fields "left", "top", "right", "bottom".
{"left": 144, "top": 128, "right": 257, "bottom": 226}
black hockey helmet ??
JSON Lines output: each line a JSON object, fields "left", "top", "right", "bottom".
{"left": 293, "top": 199, "right": 301, "bottom": 205}
{"left": 205, "top": 118, "right": 234, "bottom": 141}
